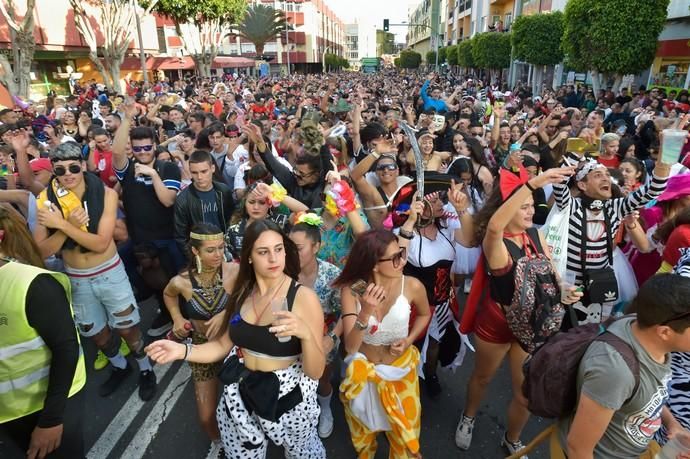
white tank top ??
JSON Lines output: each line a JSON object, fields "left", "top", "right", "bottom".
{"left": 357, "top": 277, "right": 411, "bottom": 346}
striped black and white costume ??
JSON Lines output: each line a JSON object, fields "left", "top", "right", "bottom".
{"left": 553, "top": 153, "right": 668, "bottom": 325}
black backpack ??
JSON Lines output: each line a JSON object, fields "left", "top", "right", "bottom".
{"left": 522, "top": 318, "right": 640, "bottom": 419}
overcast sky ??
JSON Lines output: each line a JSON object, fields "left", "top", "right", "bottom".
{"left": 325, "top": 0, "right": 421, "bottom": 43}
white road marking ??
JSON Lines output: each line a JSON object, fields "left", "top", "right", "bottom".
{"left": 123, "top": 364, "right": 192, "bottom": 459}
{"left": 86, "top": 362, "right": 174, "bottom": 459}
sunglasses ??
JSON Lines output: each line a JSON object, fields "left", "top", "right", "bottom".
{"left": 132, "top": 144, "right": 154, "bottom": 153}
{"left": 376, "top": 163, "right": 398, "bottom": 172}
{"left": 53, "top": 163, "right": 82, "bottom": 176}
{"left": 293, "top": 170, "right": 315, "bottom": 180}
{"left": 660, "top": 311, "right": 690, "bottom": 326}
{"left": 378, "top": 247, "right": 407, "bottom": 269}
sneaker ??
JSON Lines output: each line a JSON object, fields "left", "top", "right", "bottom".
{"left": 98, "top": 364, "right": 132, "bottom": 397}
{"left": 94, "top": 350, "right": 109, "bottom": 371}
{"left": 501, "top": 433, "right": 528, "bottom": 458}
{"left": 425, "top": 373, "right": 442, "bottom": 399}
{"left": 138, "top": 369, "right": 157, "bottom": 401}
{"left": 318, "top": 409, "right": 334, "bottom": 438}
{"left": 147, "top": 311, "right": 173, "bottom": 337}
{"left": 455, "top": 414, "right": 475, "bottom": 450}
{"left": 94, "top": 338, "right": 131, "bottom": 371}
{"left": 464, "top": 278, "right": 472, "bottom": 294}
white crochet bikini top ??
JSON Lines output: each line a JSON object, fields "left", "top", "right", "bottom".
{"left": 357, "top": 277, "right": 411, "bottom": 346}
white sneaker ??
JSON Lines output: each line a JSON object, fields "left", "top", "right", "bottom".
{"left": 501, "top": 433, "right": 528, "bottom": 458}
{"left": 455, "top": 414, "right": 475, "bottom": 450}
{"left": 318, "top": 409, "right": 334, "bottom": 438}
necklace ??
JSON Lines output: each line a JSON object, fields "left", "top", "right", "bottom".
{"left": 250, "top": 275, "right": 288, "bottom": 324}
{"left": 194, "top": 270, "right": 221, "bottom": 303}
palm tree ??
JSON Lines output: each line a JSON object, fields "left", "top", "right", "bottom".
{"left": 236, "top": 3, "right": 288, "bottom": 57}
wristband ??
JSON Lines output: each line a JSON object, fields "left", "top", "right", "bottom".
{"left": 327, "top": 330, "right": 338, "bottom": 344}
{"left": 184, "top": 342, "right": 192, "bottom": 361}
{"left": 341, "top": 312, "right": 358, "bottom": 319}
{"left": 525, "top": 181, "right": 537, "bottom": 192}
{"left": 354, "top": 319, "right": 368, "bottom": 331}
{"left": 399, "top": 228, "right": 414, "bottom": 240}
{"left": 370, "top": 151, "right": 380, "bottom": 160}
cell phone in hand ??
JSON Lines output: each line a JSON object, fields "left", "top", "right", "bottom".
{"left": 350, "top": 279, "right": 368, "bottom": 297}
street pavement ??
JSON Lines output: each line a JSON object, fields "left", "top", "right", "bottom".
{"left": 1, "top": 296, "right": 552, "bottom": 459}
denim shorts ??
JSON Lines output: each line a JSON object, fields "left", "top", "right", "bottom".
{"left": 66, "top": 254, "right": 140, "bottom": 337}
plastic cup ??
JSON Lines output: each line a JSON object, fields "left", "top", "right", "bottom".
{"left": 271, "top": 297, "right": 291, "bottom": 343}
{"left": 661, "top": 129, "right": 687, "bottom": 164}
{"left": 656, "top": 431, "right": 690, "bottom": 459}
{"left": 560, "top": 271, "right": 577, "bottom": 303}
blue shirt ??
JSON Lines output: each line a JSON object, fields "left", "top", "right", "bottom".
{"left": 421, "top": 80, "right": 448, "bottom": 113}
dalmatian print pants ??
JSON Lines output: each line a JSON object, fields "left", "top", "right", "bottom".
{"left": 216, "top": 353, "right": 326, "bottom": 459}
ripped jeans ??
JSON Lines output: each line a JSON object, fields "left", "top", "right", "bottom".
{"left": 66, "top": 254, "right": 140, "bottom": 337}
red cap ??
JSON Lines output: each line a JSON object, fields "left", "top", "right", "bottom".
{"left": 29, "top": 158, "right": 52, "bottom": 173}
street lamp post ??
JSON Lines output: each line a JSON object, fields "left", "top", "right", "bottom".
{"left": 285, "top": 14, "right": 290, "bottom": 76}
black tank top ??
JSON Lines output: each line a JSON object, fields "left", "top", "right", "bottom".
{"left": 228, "top": 279, "right": 303, "bottom": 358}
{"left": 488, "top": 227, "right": 544, "bottom": 305}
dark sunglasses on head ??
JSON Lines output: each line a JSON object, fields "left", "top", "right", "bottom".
{"left": 376, "top": 163, "right": 398, "bottom": 172}
{"left": 378, "top": 247, "right": 407, "bottom": 268}
{"left": 53, "top": 164, "right": 82, "bottom": 176}
{"left": 132, "top": 144, "right": 154, "bottom": 153}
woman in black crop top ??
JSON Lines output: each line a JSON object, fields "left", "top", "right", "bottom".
{"left": 160, "top": 223, "right": 234, "bottom": 449}
{"left": 146, "top": 219, "right": 327, "bottom": 459}
{"left": 455, "top": 163, "right": 580, "bottom": 456}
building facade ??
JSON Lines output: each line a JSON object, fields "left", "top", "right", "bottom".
{"left": 345, "top": 21, "right": 377, "bottom": 70}
{"left": 213, "top": 0, "right": 347, "bottom": 73}
{"left": 407, "top": 0, "right": 448, "bottom": 62}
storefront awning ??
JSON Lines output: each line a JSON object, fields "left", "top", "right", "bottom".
{"left": 154, "top": 55, "right": 256, "bottom": 71}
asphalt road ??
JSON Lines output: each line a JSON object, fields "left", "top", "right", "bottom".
{"left": 1, "top": 297, "right": 552, "bottom": 459}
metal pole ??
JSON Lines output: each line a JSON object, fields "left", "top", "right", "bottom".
{"left": 435, "top": 33, "right": 439, "bottom": 71}
{"left": 285, "top": 13, "right": 290, "bottom": 76}
{"left": 134, "top": 2, "right": 148, "bottom": 85}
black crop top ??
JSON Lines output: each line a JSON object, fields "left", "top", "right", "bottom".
{"left": 488, "top": 227, "right": 545, "bottom": 306}
{"left": 228, "top": 279, "right": 303, "bottom": 357}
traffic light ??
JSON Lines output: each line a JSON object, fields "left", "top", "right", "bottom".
{"left": 383, "top": 19, "right": 389, "bottom": 32}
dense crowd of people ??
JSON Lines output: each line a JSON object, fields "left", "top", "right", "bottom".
{"left": 1, "top": 68, "right": 690, "bottom": 459}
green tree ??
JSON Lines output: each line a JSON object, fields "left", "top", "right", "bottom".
{"left": 394, "top": 57, "right": 401, "bottom": 68}
{"left": 426, "top": 50, "right": 436, "bottom": 65}
{"left": 512, "top": 12, "right": 564, "bottom": 66}
{"left": 147, "top": 0, "right": 246, "bottom": 77}
{"left": 236, "top": 3, "right": 288, "bottom": 57}
{"left": 471, "top": 32, "right": 511, "bottom": 70}
{"left": 456, "top": 39, "right": 474, "bottom": 69}
{"left": 399, "top": 50, "right": 422, "bottom": 69}
{"left": 446, "top": 44, "right": 458, "bottom": 66}
{"left": 562, "top": 0, "right": 668, "bottom": 92}
{"left": 72, "top": 0, "right": 159, "bottom": 94}
{"left": 438, "top": 47, "right": 446, "bottom": 64}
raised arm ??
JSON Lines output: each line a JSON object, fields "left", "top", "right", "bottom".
{"left": 10, "top": 130, "right": 45, "bottom": 196}
{"left": 484, "top": 168, "right": 573, "bottom": 270}
{"left": 112, "top": 104, "right": 136, "bottom": 170}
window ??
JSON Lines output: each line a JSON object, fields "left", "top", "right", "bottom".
{"left": 504, "top": 13, "right": 512, "bottom": 27}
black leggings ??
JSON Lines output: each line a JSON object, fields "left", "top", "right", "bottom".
{"left": 0, "top": 390, "right": 85, "bottom": 459}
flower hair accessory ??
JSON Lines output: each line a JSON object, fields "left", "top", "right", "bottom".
{"left": 326, "top": 179, "right": 357, "bottom": 217}
{"left": 296, "top": 212, "right": 323, "bottom": 227}
{"left": 267, "top": 183, "right": 287, "bottom": 207}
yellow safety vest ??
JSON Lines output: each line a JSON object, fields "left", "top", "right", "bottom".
{"left": 0, "top": 261, "right": 86, "bottom": 423}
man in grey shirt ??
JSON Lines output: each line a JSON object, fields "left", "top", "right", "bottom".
{"left": 559, "top": 274, "right": 690, "bottom": 458}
